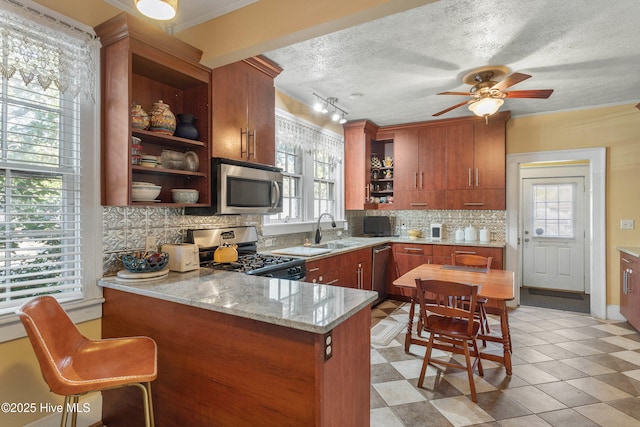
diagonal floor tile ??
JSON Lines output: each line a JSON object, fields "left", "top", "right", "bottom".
{"left": 429, "top": 395, "right": 494, "bottom": 427}
{"left": 371, "top": 407, "right": 406, "bottom": 427}
{"left": 513, "top": 364, "right": 560, "bottom": 385}
{"left": 373, "top": 380, "right": 427, "bottom": 406}
{"left": 574, "top": 402, "right": 640, "bottom": 427}
{"left": 502, "top": 385, "right": 566, "bottom": 413}
{"left": 391, "top": 401, "right": 456, "bottom": 427}
{"left": 532, "top": 360, "right": 588, "bottom": 381}
{"left": 473, "top": 390, "right": 531, "bottom": 420}
{"left": 535, "top": 381, "right": 600, "bottom": 407}
{"left": 566, "top": 377, "right": 632, "bottom": 401}
{"left": 600, "top": 335, "right": 640, "bottom": 350}
{"left": 592, "top": 323, "right": 638, "bottom": 336}
{"left": 611, "top": 350, "right": 640, "bottom": 366}
{"left": 537, "top": 408, "right": 600, "bottom": 427}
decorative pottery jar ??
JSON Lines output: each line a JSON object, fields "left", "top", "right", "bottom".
{"left": 149, "top": 100, "right": 176, "bottom": 135}
{"left": 370, "top": 155, "right": 382, "bottom": 168}
{"left": 174, "top": 113, "right": 200, "bottom": 140}
{"left": 130, "top": 104, "right": 150, "bottom": 130}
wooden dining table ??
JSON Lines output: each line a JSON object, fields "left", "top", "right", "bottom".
{"left": 393, "top": 263, "right": 516, "bottom": 375}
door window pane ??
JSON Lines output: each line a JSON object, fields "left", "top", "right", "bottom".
{"left": 531, "top": 183, "right": 575, "bottom": 238}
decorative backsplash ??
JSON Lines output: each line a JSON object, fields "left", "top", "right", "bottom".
{"left": 347, "top": 209, "right": 506, "bottom": 241}
{"left": 102, "top": 207, "right": 505, "bottom": 275}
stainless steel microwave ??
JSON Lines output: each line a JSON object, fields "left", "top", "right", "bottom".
{"left": 186, "top": 158, "right": 283, "bottom": 215}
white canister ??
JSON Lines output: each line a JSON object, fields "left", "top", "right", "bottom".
{"left": 464, "top": 225, "right": 477, "bottom": 242}
{"left": 479, "top": 228, "right": 490, "bottom": 243}
{"left": 455, "top": 228, "right": 465, "bottom": 242}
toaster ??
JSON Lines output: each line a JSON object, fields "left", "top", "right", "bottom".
{"left": 161, "top": 243, "right": 199, "bottom": 272}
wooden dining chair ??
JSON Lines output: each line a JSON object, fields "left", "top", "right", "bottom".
{"left": 451, "top": 253, "right": 493, "bottom": 344}
{"left": 16, "top": 296, "right": 157, "bottom": 427}
{"left": 414, "top": 278, "right": 484, "bottom": 402}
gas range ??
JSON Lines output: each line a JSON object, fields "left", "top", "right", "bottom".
{"left": 187, "top": 226, "right": 306, "bottom": 280}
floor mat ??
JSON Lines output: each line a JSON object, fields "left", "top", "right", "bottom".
{"left": 521, "top": 287, "right": 590, "bottom": 313}
{"left": 370, "top": 319, "right": 405, "bottom": 346}
{"left": 527, "top": 288, "right": 584, "bottom": 299}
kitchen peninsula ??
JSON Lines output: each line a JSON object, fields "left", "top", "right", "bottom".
{"left": 98, "top": 269, "right": 376, "bottom": 426}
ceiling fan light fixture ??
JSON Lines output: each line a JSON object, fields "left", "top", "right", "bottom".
{"left": 468, "top": 97, "right": 504, "bottom": 117}
{"left": 135, "top": 0, "right": 177, "bottom": 21}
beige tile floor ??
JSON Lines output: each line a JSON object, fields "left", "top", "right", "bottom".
{"left": 370, "top": 300, "right": 640, "bottom": 427}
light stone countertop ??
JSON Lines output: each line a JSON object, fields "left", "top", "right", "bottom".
{"left": 266, "top": 236, "right": 506, "bottom": 261}
{"left": 617, "top": 247, "right": 640, "bottom": 257}
{"left": 98, "top": 268, "right": 378, "bottom": 334}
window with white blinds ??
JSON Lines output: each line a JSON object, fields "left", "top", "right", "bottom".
{"left": 0, "top": 0, "right": 94, "bottom": 315}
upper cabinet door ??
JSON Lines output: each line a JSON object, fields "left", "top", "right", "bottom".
{"left": 212, "top": 56, "right": 282, "bottom": 165}
{"left": 393, "top": 130, "right": 420, "bottom": 191}
{"left": 474, "top": 118, "right": 506, "bottom": 190}
{"left": 444, "top": 123, "right": 475, "bottom": 190}
{"left": 418, "top": 126, "right": 445, "bottom": 191}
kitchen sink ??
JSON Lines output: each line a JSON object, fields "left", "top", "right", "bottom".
{"left": 271, "top": 240, "right": 363, "bottom": 257}
{"left": 314, "top": 240, "right": 361, "bottom": 249}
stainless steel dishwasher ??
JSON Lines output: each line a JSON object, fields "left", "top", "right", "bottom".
{"left": 372, "top": 245, "right": 391, "bottom": 305}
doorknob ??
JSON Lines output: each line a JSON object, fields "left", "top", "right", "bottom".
{"left": 524, "top": 238, "right": 530, "bottom": 242}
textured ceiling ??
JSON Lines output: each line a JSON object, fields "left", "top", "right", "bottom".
{"left": 264, "top": 0, "right": 640, "bottom": 126}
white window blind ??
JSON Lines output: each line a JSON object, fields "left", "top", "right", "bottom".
{"left": 0, "top": 0, "right": 95, "bottom": 315}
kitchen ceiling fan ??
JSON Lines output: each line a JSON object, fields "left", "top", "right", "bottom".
{"left": 433, "top": 66, "right": 554, "bottom": 121}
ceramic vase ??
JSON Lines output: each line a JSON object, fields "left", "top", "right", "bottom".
{"left": 131, "top": 104, "right": 150, "bottom": 130}
{"left": 149, "top": 100, "right": 176, "bottom": 135}
{"left": 174, "top": 113, "right": 200, "bottom": 140}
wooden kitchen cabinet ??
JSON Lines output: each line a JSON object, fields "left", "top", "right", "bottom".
{"left": 211, "top": 56, "right": 282, "bottom": 165}
{"left": 306, "top": 248, "right": 372, "bottom": 290}
{"left": 306, "top": 257, "right": 340, "bottom": 286}
{"left": 347, "top": 113, "right": 509, "bottom": 211}
{"left": 95, "top": 13, "right": 212, "bottom": 207}
{"left": 620, "top": 252, "right": 640, "bottom": 331}
{"left": 392, "top": 126, "right": 445, "bottom": 210}
{"left": 444, "top": 112, "right": 509, "bottom": 210}
{"left": 343, "top": 120, "right": 381, "bottom": 210}
{"left": 340, "top": 248, "right": 372, "bottom": 290}
{"left": 391, "top": 243, "right": 432, "bottom": 297}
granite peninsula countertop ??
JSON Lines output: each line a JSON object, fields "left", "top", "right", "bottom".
{"left": 98, "top": 268, "right": 377, "bottom": 334}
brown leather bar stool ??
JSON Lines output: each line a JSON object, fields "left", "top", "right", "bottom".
{"left": 16, "top": 296, "right": 157, "bottom": 427}
{"left": 451, "top": 253, "right": 493, "bottom": 345}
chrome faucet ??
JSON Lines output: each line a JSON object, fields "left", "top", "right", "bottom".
{"left": 315, "top": 213, "right": 337, "bottom": 244}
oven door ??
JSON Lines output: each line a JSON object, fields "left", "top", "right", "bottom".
{"left": 218, "top": 161, "right": 283, "bottom": 215}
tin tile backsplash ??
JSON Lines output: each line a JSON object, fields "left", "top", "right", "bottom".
{"left": 102, "top": 207, "right": 505, "bottom": 275}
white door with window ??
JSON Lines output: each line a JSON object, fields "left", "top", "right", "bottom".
{"left": 522, "top": 174, "right": 586, "bottom": 292}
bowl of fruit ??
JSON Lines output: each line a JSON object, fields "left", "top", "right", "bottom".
{"left": 121, "top": 251, "right": 169, "bottom": 273}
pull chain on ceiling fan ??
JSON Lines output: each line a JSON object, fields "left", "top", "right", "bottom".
{"left": 433, "top": 66, "right": 554, "bottom": 123}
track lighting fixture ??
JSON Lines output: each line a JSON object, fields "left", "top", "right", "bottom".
{"left": 313, "top": 93, "right": 348, "bottom": 124}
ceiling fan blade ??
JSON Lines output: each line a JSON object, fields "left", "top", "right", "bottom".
{"left": 433, "top": 100, "right": 469, "bottom": 116}
{"left": 491, "top": 72, "right": 531, "bottom": 92}
{"left": 504, "top": 89, "right": 554, "bottom": 99}
{"left": 436, "top": 91, "right": 470, "bottom": 96}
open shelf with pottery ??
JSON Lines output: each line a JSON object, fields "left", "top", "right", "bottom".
{"left": 95, "top": 13, "right": 211, "bottom": 207}
{"left": 367, "top": 139, "right": 394, "bottom": 208}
